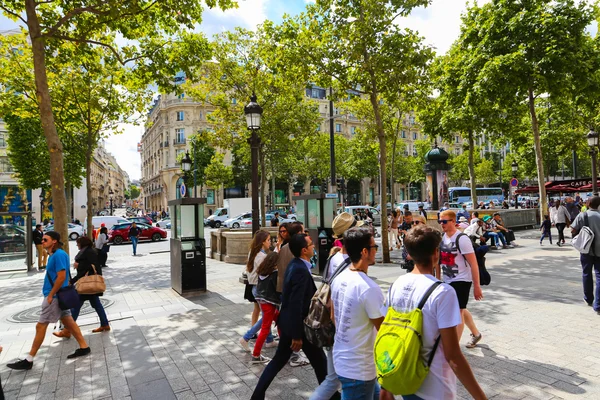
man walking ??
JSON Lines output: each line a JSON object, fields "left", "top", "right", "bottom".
{"left": 32, "top": 224, "right": 47, "bottom": 270}
{"left": 330, "top": 228, "right": 384, "bottom": 398}
{"left": 437, "top": 210, "right": 484, "bottom": 348}
{"left": 271, "top": 212, "right": 280, "bottom": 227}
{"left": 571, "top": 196, "right": 600, "bottom": 313}
{"left": 251, "top": 234, "right": 329, "bottom": 399}
{"left": 128, "top": 222, "right": 141, "bottom": 256}
{"left": 7, "top": 231, "right": 90, "bottom": 371}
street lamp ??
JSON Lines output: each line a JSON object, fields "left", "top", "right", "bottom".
{"left": 587, "top": 130, "right": 599, "bottom": 196}
{"left": 244, "top": 93, "right": 263, "bottom": 235}
{"left": 511, "top": 160, "right": 518, "bottom": 209}
{"left": 180, "top": 151, "right": 192, "bottom": 198}
{"left": 109, "top": 188, "right": 114, "bottom": 216}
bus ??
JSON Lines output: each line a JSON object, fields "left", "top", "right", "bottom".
{"left": 448, "top": 187, "right": 504, "bottom": 205}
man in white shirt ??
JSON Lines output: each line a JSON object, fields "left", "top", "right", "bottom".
{"left": 437, "top": 210, "right": 484, "bottom": 349}
{"left": 331, "top": 228, "right": 384, "bottom": 399}
{"left": 385, "top": 225, "right": 485, "bottom": 400}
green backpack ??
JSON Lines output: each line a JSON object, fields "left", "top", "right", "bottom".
{"left": 374, "top": 281, "right": 442, "bottom": 395}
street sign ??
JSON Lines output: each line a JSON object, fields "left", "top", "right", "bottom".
{"left": 180, "top": 183, "right": 186, "bottom": 198}
{"left": 325, "top": 193, "right": 338, "bottom": 199}
{"left": 510, "top": 178, "right": 519, "bottom": 187}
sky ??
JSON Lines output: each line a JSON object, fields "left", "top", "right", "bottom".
{"left": 0, "top": 0, "right": 521, "bottom": 181}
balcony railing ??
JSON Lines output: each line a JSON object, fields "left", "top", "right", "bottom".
{"left": 164, "top": 141, "right": 169, "bottom": 147}
{"left": 173, "top": 138, "right": 186, "bottom": 145}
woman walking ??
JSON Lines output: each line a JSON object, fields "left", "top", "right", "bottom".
{"left": 388, "top": 209, "right": 401, "bottom": 251}
{"left": 550, "top": 200, "right": 570, "bottom": 246}
{"left": 252, "top": 252, "right": 281, "bottom": 364}
{"left": 95, "top": 226, "right": 109, "bottom": 268}
{"left": 53, "top": 236, "right": 110, "bottom": 338}
{"left": 240, "top": 230, "right": 275, "bottom": 352}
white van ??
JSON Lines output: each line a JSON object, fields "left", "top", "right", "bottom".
{"left": 338, "top": 206, "right": 382, "bottom": 226}
{"left": 84, "top": 216, "right": 130, "bottom": 231}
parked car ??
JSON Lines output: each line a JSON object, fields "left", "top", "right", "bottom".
{"left": 155, "top": 218, "right": 171, "bottom": 228}
{"left": 84, "top": 216, "right": 130, "bottom": 232}
{"left": 337, "top": 206, "right": 382, "bottom": 226}
{"left": 129, "top": 216, "right": 154, "bottom": 225}
{"left": 44, "top": 223, "right": 84, "bottom": 241}
{"left": 265, "top": 214, "right": 295, "bottom": 225}
{"left": 0, "top": 224, "right": 26, "bottom": 255}
{"left": 224, "top": 212, "right": 253, "bottom": 228}
{"left": 108, "top": 222, "right": 167, "bottom": 245}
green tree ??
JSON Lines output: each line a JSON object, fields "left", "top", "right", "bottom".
{"left": 280, "top": 0, "right": 434, "bottom": 262}
{"left": 128, "top": 185, "right": 141, "bottom": 200}
{"left": 0, "top": 0, "right": 233, "bottom": 248}
{"left": 462, "top": 0, "right": 595, "bottom": 219}
{"left": 475, "top": 158, "right": 498, "bottom": 186}
{"left": 205, "top": 153, "right": 234, "bottom": 208}
{"left": 187, "top": 131, "right": 217, "bottom": 195}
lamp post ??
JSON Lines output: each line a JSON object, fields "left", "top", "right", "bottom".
{"left": 180, "top": 151, "right": 192, "bottom": 198}
{"left": 511, "top": 160, "right": 518, "bottom": 209}
{"left": 587, "top": 130, "right": 599, "bottom": 196}
{"left": 39, "top": 189, "right": 44, "bottom": 224}
{"left": 109, "top": 188, "right": 114, "bottom": 216}
{"left": 244, "top": 93, "right": 263, "bottom": 235}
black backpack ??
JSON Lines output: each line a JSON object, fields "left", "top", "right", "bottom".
{"left": 453, "top": 233, "right": 491, "bottom": 286}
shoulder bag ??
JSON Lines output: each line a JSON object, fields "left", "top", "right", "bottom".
{"left": 75, "top": 264, "right": 106, "bottom": 295}
{"left": 46, "top": 269, "right": 80, "bottom": 310}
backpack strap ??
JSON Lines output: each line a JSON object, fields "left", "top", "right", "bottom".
{"left": 584, "top": 212, "right": 596, "bottom": 256}
{"left": 324, "top": 257, "right": 351, "bottom": 284}
{"left": 417, "top": 281, "right": 443, "bottom": 367}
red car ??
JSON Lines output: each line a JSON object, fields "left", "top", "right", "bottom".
{"left": 108, "top": 222, "right": 167, "bottom": 245}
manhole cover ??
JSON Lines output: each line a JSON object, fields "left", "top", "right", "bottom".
{"left": 7, "top": 298, "right": 115, "bottom": 323}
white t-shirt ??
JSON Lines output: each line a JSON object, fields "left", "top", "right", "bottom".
{"left": 331, "top": 268, "right": 384, "bottom": 381}
{"left": 387, "top": 274, "right": 462, "bottom": 400}
{"left": 440, "top": 231, "right": 474, "bottom": 283}
{"left": 328, "top": 251, "right": 349, "bottom": 278}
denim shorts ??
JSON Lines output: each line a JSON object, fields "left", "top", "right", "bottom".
{"left": 338, "top": 376, "right": 380, "bottom": 400}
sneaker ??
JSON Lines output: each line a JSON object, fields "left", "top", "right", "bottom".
{"left": 540, "top": 242, "right": 543, "bottom": 246}
{"left": 239, "top": 337, "right": 250, "bottom": 352}
{"left": 7, "top": 359, "right": 33, "bottom": 370}
{"left": 465, "top": 333, "right": 482, "bottom": 349}
{"left": 249, "top": 333, "right": 258, "bottom": 340}
{"left": 289, "top": 355, "right": 310, "bottom": 367}
{"left": 503, "top": 245, "right": 509, "bottom": 249}
{"left": 508, "top": 244, "right": 515, "bottom": 248}
{"left": 67, "top": 347, "right": 91, "bottom": 359}
{"left": 250, "top": 354, "right": 271, "bottom": 364}
{"left": 585, "top": 299, "right": 593, "bottom": 307}
{"left": 557, "top": 242, "right": 562, "bottom": 247}
{"left": 495, "top": 245, "right": 502, "bottom": 250}
{"left": 264, "top": 341, "right": 278, "bottom": 349}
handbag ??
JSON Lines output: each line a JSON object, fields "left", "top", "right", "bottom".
{"left": 102, "top": 244, "right": 110, "bottom": 253}
{"left": 46, "top": 269, "right": 80, "bottom": 310}
{"left": 75, "top": 264, "right": 106, "bottom": 294}
{"left": 239, "top": 271, "right": 249, "bottom": 285}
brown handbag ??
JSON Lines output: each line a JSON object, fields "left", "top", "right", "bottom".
{"left": 75, "top": 264, "right": 106, "bottom": 295}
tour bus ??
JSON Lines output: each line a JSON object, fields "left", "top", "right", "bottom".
{"left": 448, "top": 186, "right": 504, "bottom": 205}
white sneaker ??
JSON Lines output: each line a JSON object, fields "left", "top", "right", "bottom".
{"left": 289, "top": 353, "right": 310, "bottom": 367}
{"left": 264, "top": 341, "right": 278, "bottom": 348}
{"left": 239, "top": 337, "right": 250, "bottom": 352}
{"left": 251, "top": 354, "right": 271, "bottom": 364}
{"left": 495, "top": 245, "right": 502, "bottom": 250}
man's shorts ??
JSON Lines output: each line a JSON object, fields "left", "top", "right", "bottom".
{"left": 39, "top": 297, "right": 71, "bottom": 324}
{"left": 449, "top": 281, "right": 472, "bottom": 309}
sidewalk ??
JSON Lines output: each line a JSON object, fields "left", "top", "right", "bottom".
{"left": 1, "top": 229, "right": 599, "bottom": 399}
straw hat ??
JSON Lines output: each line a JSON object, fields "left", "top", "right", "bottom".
{"left": 332, "top": 212, "right": 364, "bottom": 239}
{"left": 413, "top": 215, "right": 426, "bottom": 224}
{"left": 458, "top": 216, "right": 468, "bottom": 223}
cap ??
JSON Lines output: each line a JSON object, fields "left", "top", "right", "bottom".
{"left": 332, "top": 212, "right": 365, "bottom": 239}
{"left": 44, "top": 230, "right": 63, "bottom": 246}
{"left": 101, "top": 223, "right": 106, "bottom": 227}
{"left": 458, "top": 216, "right": 468, "bottom": 222}
{"left": 482, "top": 215, "right": 492, "bottom": 222}
{"left": 418, "top": 202, "right": 424, "bottom": 207}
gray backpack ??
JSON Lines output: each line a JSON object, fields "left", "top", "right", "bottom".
{"left": 572, "top": 213, "right": 595, "bottom": 254}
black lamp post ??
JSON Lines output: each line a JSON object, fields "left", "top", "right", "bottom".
{"left": 180, "top": 151, "right": 192, "bottom": 198}
{"left": 244, "top": 93, "right": 263, "bottom": 235}
{"left": 39, "top": 189, "right": 44, "bottom": 223}
{"left": 511, "top": 160, "right": 518, "bottom": 209}
{"left": 109, "top": 188, "right": 114, "bottom": 216}
{"left": 587, "top": 130, "right": 599, "bottom": 196}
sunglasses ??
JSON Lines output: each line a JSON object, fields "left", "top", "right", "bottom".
{"left": 41, "top": 238, "right": 49, "bottom": 242}
{"left": 438, "top": 220, "right": 451, "bottom": 224}
{"left": 412, "top": 221, "right": 422, "bottom": 225}
{"left": 367, "top": 245, "right": 379, "bottom": 250}
{"left": 279, "top": 230, "right": 287, "bottom": 233}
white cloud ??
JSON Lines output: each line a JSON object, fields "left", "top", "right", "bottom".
{"left": 200, "top": 0, "right": 269, "bottom": 36}
{"left": 104, "top": 123, "right": 143, "bottom": 181}
{"left": 396, "top": 0, "right": 492, "bottom": 55}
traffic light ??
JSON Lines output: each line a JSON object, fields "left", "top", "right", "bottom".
{"left": 321, "top": 179, "right": 328, "bottom": 193}
{"left": 336, "top": 177, "right": 346, "bottom": 193}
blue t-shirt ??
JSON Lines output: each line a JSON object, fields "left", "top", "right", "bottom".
{"left": 42, "top": 248, "right": 70, "bottom": 297}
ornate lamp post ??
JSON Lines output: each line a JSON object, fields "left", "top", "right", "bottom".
{"left": 244, "top": 94, "right": 263, "bottom": 235}
{"left": 180, "top": 151, "right": 192, "bottom": 198}
{"left": 511, "top": 160, "right": 518, "bottom": 209}
{"left": 587, "top": 130, "right": 599, "bottom": 196}
{"left": 39, "top": 189, "right": 45, "bottom": 223}
{"left": 109, "top": 188, "right": 114, "bottom": 216}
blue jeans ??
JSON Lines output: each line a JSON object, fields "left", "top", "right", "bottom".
{"left": 309, "top": 348, "right": 341, "bottom": 399}
{"left": 243, "top": 317, "right": 274, "bottom": 343}
{"left": 580, "top": 254, "right": 600, "bottom": 311}
{"left": 131, "top": 236, "right": 138, "bottom": 255}
{"left": 540, "top": 231, "right": 552, "bottom": 244}
{"left": 338, "top": 376, "right": 380, "bottom": 400}
{"left": 71, "top": 295, "right": 109, "bottom": 326}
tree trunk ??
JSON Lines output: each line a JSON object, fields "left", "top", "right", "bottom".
{"left": 390, "top": 114, "right": 401, "bottom": 206}
{"left": 66, "top": 183, "right": 72, "bottom": 221}
{"left": 86, "top": 134, "right": 94, "bottom": 238}
{"left": 528, "top": 87, "right": 547, "bottom": 220}
{"left": 25, "top": 0, "right": 69, "bottom": 254}
{"left": 271, "top": 166, "right": 276, "bottom": 211}
{"left": 369, "top": 91, "right": 390, "bottom": 263}
{"left": 467, "top": 130, "right": 477, "bottom": 208}
{"left": 259, "top": 147, "right": 267, "bottom": 227}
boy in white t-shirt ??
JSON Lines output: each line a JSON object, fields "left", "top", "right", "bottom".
{"left": 384, "top": 225, "right": 485, "bottom": 400}
{"left": 331, "top": 228, "right": 385, "bottom": 399}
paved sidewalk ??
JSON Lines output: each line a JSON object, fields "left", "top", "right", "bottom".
{"left": 1, "top": 229, "right": 599, "bottom": 399}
